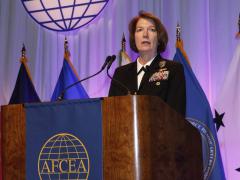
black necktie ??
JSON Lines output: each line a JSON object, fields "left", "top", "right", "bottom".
{"left": 137, "top": 66, "right": 147, "bottom": 75}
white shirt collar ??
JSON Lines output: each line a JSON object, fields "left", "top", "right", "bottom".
{"left": 137, "top": 55, "right": 156, "bottom": 72}
{"left": 136, "top": 55, "right": 156, "bottom": 89}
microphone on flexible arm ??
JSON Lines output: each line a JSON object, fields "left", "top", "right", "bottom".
{"left": 107, "top": 55, "right": 132, "bottom": 95}
{"left": 57, "top": 55, "right": 112, "bottom": 101}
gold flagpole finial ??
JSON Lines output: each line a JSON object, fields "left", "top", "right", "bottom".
{"left": 20, "top": 44, "right": 33, "bottom": 81}
{"left": 176, "top": 23, "right": 181, "bottom": 42}
{"left": 21, "top": 44, "right": 27, "bottom": 63}
{"left": 64, "top": 37, "right": 71, "bottom": 58}
{"left": 119, "top": 32, "right": 132, "bottom": 66}
{"left": 175, "top": 23, "right": 191, "bottom": 65}
{"left": 236, "top": 13, "right": 240, "bottom": 38}
{"left": 64, "top": 37, "right": 69, "bottom": 53}
{"left": 21, "top": 44, "right": 26, "bottom": 58}
{"left": 121, "top": 33, "right": 126, "bottom": 52}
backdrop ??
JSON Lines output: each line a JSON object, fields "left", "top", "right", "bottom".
{"left": 0, "top": 0, "right": 240, "bottom": 179}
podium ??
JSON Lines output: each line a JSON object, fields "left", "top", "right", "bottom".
{"left": 1, "top": 95, "right": 203, "bottom": 179}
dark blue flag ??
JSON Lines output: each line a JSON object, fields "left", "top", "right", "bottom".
{"left": 25, "top": 99, "right": 102, "bottom": 180}
{"left": 51, "top": 56, "right": 89, "bottom": 101}
{"left": 9, "top": 62, "right": 40, "bottom": 104}
{"left": 173, "top": 46, "right": 225, "bottom": 180}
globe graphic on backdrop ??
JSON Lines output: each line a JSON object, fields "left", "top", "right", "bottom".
{"left": 38, "top": 133, "right": 90, "bottom": 180}
{"left": 21, "top": 0, "right": 109, "bottom": 31}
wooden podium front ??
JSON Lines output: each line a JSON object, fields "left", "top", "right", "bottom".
{"left": 1, "top": 96, "right": 203, "bottom": 179}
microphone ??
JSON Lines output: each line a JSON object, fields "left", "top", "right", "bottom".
{"left": 107, "top": 55, "right": 116, "bottom": 70}
{"left": 101, "top": 55, "right": 112, "bottom": 71}
{"left": 107, "top": 55, "right": 132, "bottom": 95}
{"left": 57, "top": 55, "right": 112, "bottom": 101}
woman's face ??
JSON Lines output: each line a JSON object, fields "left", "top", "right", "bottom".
{"left": 134, "top": 18, "right": 158, "bottom": 55}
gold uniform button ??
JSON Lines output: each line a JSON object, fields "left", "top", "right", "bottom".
{"left": 156, "top": 82, "right": 160, "bottom": 86}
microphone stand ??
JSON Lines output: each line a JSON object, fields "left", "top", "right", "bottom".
{"left": 106, "top": 56, "right": 132, "bottom": 95}
{"left": 57, "top": 55, "right": 112, "bottom": 101}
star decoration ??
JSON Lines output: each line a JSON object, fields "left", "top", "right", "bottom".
{"left": 213, "top": 110, "right": 225, "bottom": 132}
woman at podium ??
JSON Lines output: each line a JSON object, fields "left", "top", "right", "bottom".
{"left": 109, "top": 11, "right": 186, "bottom": 116}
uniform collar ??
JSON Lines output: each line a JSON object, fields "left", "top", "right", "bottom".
{"left": 137, "top": 55, "right": 156, "bottom": 73}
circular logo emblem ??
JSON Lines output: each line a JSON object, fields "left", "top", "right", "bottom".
{"left": 187, "top": 118, "right": 216, "bottom": 180}
{"left": 38, "top": 133, "right": 90, "bottom": 180}
{"left": 21, "top": 0, "right": 109, "bottom": 31}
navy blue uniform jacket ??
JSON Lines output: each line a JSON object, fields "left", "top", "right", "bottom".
{"left": 108, "top": 54, "right": 186, "bottom": 116}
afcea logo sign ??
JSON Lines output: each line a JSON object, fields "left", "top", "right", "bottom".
{"left": 21, "top": 0, "right": 109, "bottom": 31}
{"left": 38, "top": 133, "right": 90, "bottom": 180}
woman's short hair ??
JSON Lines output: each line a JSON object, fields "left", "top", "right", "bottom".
{"left": 128, "top": 11, "right": 168, "bottom": 53}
